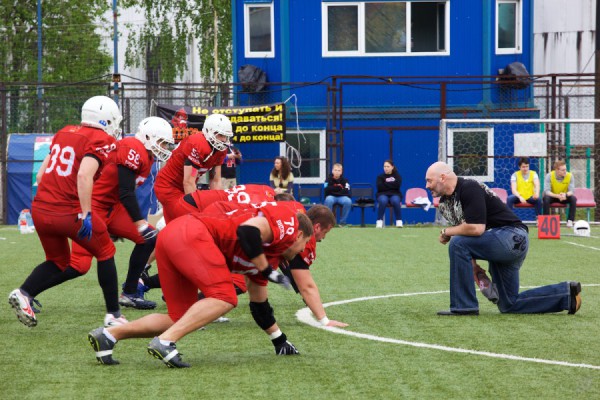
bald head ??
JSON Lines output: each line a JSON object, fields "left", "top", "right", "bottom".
{"left": 425, "top": 161, "right": 457, "bottom": 197}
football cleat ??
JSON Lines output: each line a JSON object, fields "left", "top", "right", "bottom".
{"left": 147, "top": 337, "right": 190, "bottom": 368}
{"left": 8, "top": 289, "right": 37, "bottom": 327}
{"left": 119, "top": 292, "right": 157, "bottom": 310}
{"left": 88, "top": 327, "right": 119, "bottom": 365}
{"left": 104, "top": 313, "right": 129, "bottom": 328}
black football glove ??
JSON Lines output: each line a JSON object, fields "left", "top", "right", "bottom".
{"left": 261, "top": 265, "right": 292, "bottom": 290}
{"left": 271, "top": 332, "right": 299, "bottom": 356}
{"left": 138, "top": 224, "right": 158, "bottom": 242}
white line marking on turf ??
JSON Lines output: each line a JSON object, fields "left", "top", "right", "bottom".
{"left": 296, "top": 291, "right": 600, "bottom": 370}
{"left": 563, "top": 241, "right": 600, "bottom": 251}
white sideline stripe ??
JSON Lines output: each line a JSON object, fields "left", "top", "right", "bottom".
{"left": 564, "top": 241, "right": 600, "bottom": 251}
{"left": 296, "top": 291, "right": 600, "bottom": 370}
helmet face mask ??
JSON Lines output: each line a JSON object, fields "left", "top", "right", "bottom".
{"left": 202, "top": 113, "right": 233, "bottom": 151}
{"left": 80, "top": 96, "right": 123, "bottom": 139}
{"left": 573, "top": 220, "right": 591, "bottom": 237}
{"left": 135, "top": 117, "right": 175, "bottom": 162}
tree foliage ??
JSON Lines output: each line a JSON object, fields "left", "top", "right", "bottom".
{"left": 0, "top": 1, "right": 114, "bottom": 133}
{"left": 123, "top": 0, "right": 232, "bottom": 83}
{"left": 0, "top": 0, "right": 113, "bottom": 82}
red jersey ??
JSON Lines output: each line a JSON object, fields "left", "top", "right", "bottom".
{"left": 196, "top": 203, "right": 301, "bottom": 284}
{"left": 190, "top": 184, "right": 275, "bottom": 212}
{"left": 34, "top": 125, "right": 116, "bottom": 213}
{"left": 299, "top": 234, "right": 317, "bottom": 267}
{"left": 92, "top": 137, "right": 153, "bottom": 208}
{"left": 154, "top": 134, "right": 226, "bottom": 193}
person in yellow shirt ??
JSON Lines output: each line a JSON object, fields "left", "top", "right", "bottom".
{"left": 506, "top": 158, "right": 542, "bottom": 215}
{"left": 542, "top": 160, "right": 577, "bottom": 227}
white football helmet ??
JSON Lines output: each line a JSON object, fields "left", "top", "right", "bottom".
{"left": 202, "top": 113, "right": 233, "bottom": 151}
{"left": 573, "top": 220, "right": 591, "bottom": 237}
{"left": 135, "top": 117, "right": 175, "bottom": 162}
{"left": 81, "top": 96, "right": 123, "bottom": 139}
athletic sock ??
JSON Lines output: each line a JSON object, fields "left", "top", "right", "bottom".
{"left": 97, "top": 258, "right": 120, "bottom": 315}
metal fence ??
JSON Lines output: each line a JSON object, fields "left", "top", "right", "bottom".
{"left": 1, "top": 73, "right": 598, "bottom": 222}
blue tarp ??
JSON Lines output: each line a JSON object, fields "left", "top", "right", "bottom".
{"left": 6, "top": 134, "right": 159, "bottom": 225}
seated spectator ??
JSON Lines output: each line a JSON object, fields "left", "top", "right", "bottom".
{"left": 323, "top": 163, "right": 352, "bottom": 227}
{"left": 376, "top": 160, "right": 403, "bottom": 228}
{"left": 221, "top": 145, "right": 242, "bottom": 189}
{"left": 506, "top": 157, "right": 542, "bottom": 215}
{"left": 270, "top": 156, "right": 294, "bottom": 195}
{"left": 542, "top": 160, "right": 577, "bottom": 227}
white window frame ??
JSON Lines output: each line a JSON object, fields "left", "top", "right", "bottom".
{"left": 495, "top": 0, "right": 522, "bottom": 54}
{"left": 244, "top": 2, "right": 275, "bottom": 58}
{"left": 279, "top": 129, "right": 326, "bottom": 184}
{"left": 447, "top": 127, "right": 494, "bottom": 182}
{"left": 322, "top": 1, "right": 450, "bottom": 57}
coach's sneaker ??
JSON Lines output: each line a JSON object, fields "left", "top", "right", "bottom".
{"left": 88, "top": 327, "right": 119, "bottom": 365}
{"left": 147, "top": 337, "right": 190, "bottom": 368}
{"left": 568, "top": 281, "right": 582, "bottom": 315}
{"left": 395, "top": 220, "right": 403, "bottom": 228}
{"left": 119, "top": 292, "right": 157, "bottom": 310}
{"left": 376, "top": 220, "right": 384, "bottom": 228}
{"left": 567, "top": 220, "right": 574, "bottom": 228}
{"left": 104, "top": 313, "right": 129, "bottom": 328}
{"left": 8, "top": 289, "right": 37, "bottom": 327}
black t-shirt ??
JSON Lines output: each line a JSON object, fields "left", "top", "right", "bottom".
{"left": 439, "top": 178, "right": 527, "bottom": 231}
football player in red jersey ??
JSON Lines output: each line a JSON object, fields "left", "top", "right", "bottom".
{"left": 68, "top": 117, "right": 174, "bottom": 313}
{"left": 8, "top": 96, "right": 122, "bottom": 328}
{"left": 153, "top": 113, "right": 233, "bottom": 223}
{"left": 141, "top": 184, "right": 277, "bottom": 293}
{"left": 88, "top": 204, "right": 312, "bottom": 368}
{"left": 279, "top": 205, "right": 349, "bottom": 328}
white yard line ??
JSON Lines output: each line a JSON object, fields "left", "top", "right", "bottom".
{"left": 296, "top": 290, "right": 600, "bottom": 370}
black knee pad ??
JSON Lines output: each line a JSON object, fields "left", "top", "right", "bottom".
{"left": 249, "top": 300, "right": 276, "bottom": 330}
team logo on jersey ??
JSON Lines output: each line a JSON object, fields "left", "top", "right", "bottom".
{"left": 276, "top": 220, "right": 285, "bottom": 240}
{"left": 188, "top": 148, "right": 202, "bottom": 166}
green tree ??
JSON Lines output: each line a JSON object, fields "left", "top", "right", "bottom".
{"left": 0, "top": 1, "right": 114, "bottom": 133}
{"left": 123, "top": 0, "right": 232, "bottom": 83}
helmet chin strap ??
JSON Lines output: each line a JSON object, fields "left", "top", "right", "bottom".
{"left": 203, "top": 146, "right": 216, "bottom": 163}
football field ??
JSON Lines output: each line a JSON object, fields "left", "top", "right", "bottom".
{"left": 1, "top": 224, "right": 599, "bottom": 399}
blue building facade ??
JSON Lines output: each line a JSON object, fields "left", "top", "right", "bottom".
{"left": 231, "top": 0, "right": 536, "bottom": 224}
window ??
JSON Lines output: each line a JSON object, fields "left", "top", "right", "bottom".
{"left": 447, "top": 128, "right": 494, "bottom": 182}
{"left": 322, "top": 1, "right": 449, "bottom": 56}
{"left": 496, "top": 0, "right": 522, "bottom": 54}
{"left": 244, "top": 3, "right": 274, "bottom": 58}
{"left": 279, "top": 130, "right": 326, "bottom": 184}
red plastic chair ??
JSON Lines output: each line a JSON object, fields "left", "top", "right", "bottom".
{"left": 404, "top": 188, "right": 430, "bottom": 208}
{"left": 574, "top": 187, "right": 596, "bottom": 208}
{"left": 490, "top": 187, "right": 508, "bottom": 203}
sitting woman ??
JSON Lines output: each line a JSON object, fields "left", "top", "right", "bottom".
{"left": 269, "top": 156, "right": 294, "bottom": 195}
{"left": 375, "top": 160, "right": 403, "bottom": 228}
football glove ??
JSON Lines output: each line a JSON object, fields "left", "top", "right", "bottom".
{"left": 138, "top": 223, "right": 158, "bottom": 242}
{"left": 261, "top": 266, "right": 292, "bottom": 290}
{"left": 77, "top": 212, "right": 93, "bottom": 240}
{"left": 272, "top": 332, "right": 299, "bottom": 356}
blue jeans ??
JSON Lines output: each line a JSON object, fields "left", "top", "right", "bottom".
{"left": 324, "top": 195, "right": 352, "bottom": 224}
{"left": 377, "top": 195, "right": 402, "bottom": 221}
{"left": 506, "top": 195, "right": 542, "bottom": 215}
{"left": 448, "top": 226, "right": 570, "bottom": 313}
